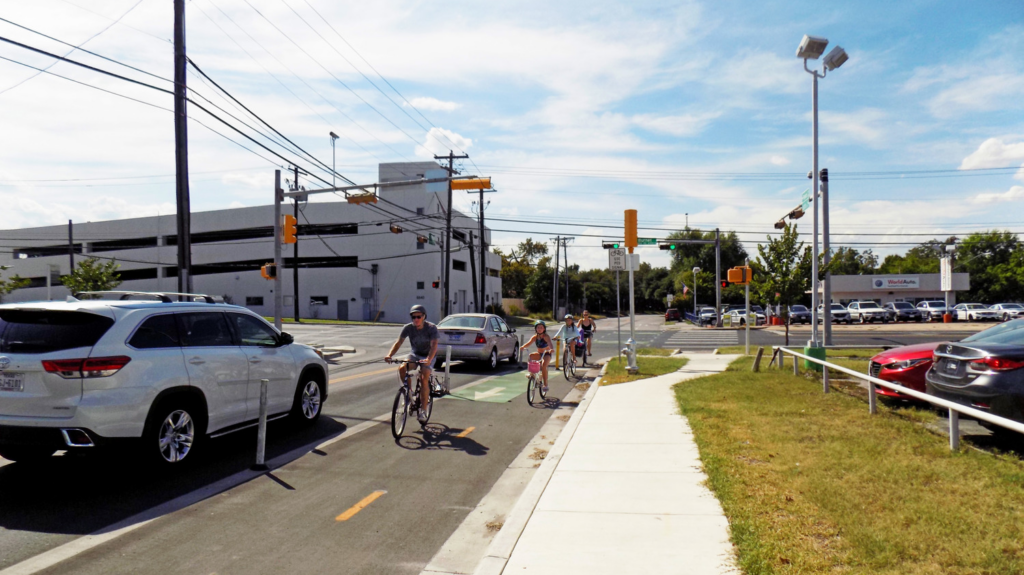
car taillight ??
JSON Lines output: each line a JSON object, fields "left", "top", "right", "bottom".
{"left": 42, "top": 356, "right": 131, "bottom": 379}
{"left": 42, "top": 359, "right": 85, "bottom": 379}
{"left": 474, "top": 333, "right": 487, "bottom": 344}
{"left": 968, "top": 357, "right": 1024, "bottom": 372}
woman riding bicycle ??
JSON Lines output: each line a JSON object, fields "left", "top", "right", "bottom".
{"left": 552, "top": 314, "right": 581, "bottom": 365}
{"left": 519, "top": 321, "right": 554, "bottom": 394}
{"left": 578, "top": 310, "right": 596, "bottom": 357}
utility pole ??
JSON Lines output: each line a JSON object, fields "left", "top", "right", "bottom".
{"left": 552, "top": 236, "right": 561, "bottom": 318}
{"left": 435, "top": 150, "right": 468, "bottom": 317}
{"left": 273, "top": 170, "right": 283, "bottom": 330}
{"left": 564, "top": 238, "right": 571, "bottom": 314}
{"left": 821, "top": 168, "right": 832, "bottom": 345}
{"left": 173, "top": 0, "right": 192, "bottom": 294}
{"left": 478, "top": 189, "right": 487, "bottom": 313}
{"left": 292, "top": 165, "right": 301, "bottom": 323}
{"left": 715, "top": 229, "right": 722, "bottom": 327}
{"left": 67, "top": 220, "right": 74, "bottom": 275}
{"left": 468, "top": 232, "right": 479, "bottom": 312}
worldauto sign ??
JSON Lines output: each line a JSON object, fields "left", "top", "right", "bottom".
{"left": 872, "top": 276, "right": 920, "bottom": 290}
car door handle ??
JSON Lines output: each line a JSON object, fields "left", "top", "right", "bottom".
{"left": 188, "top": 358, "right": 206, "bottom": 365}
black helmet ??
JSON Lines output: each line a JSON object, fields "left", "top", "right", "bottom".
{"left": 410, "top": 304, "right": 427, "bottom": 317}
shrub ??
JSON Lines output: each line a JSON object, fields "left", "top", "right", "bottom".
{"left": 509, "top": 304, "right": 522, "bottom": 316}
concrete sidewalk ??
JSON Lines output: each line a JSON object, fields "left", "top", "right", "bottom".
{"left": 486, "top": 354, "right": 740, "bottom": 575}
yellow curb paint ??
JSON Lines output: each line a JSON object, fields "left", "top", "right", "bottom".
{"left": 455, "top": 426, "right": 475, "bottom": 438}
{"left": 336, "top": 490, "right": 387, "bottom": 522}
{"left": 329, "top": 367, "right": 395, "bottom": 385}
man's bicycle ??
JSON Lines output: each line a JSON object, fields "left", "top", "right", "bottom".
{"left": 390, "top": 360, "right": 446, "bottom": 438}
{"left": 560, "top": 338, "right": 578, "bottom": 380}
{"left": 580, "top": 333, "right": 591, "bottom": 366}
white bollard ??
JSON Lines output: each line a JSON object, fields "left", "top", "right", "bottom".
{"left": 868, "top": 382, "right": 877, "bottom": 415}
{"left": 792, "top": 352, "right": 799, "bottom": 376}
{"left": 949, "top": 410, "right": 960, "bottom": 451}
{"left": 252, "top": 378, "right": 269, "bottom": 471}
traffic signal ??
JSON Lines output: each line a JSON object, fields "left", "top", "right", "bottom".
{"left": 282, "top": 214, "right": 297, "bottom": 244}
{"left": 390, "top": 223, "right": 403, "bottom": 234}
{"left": 602, "top": 241, "right": 621, "bottom": 249}
{"left": 624, "top": 209, "right": 638, "bottom": 252}
{"left": 721, "top": 280, "right": 728, "bottom": 288}
{"left": 347, "top": 193, "right": 378, "bottom": 204}
{"left": 727, "top": 266, "right": 752, "bottom": 285}
{"left": 431, "top": 280, "right": 440, "bottom": 289}
{"left": 659, "top": 242, "right": 677, "bottom": 251}
{"left": 774, "top": 219, "right": 786, "bottom": 230}
{"left": 260, "top": 263, "right": 277, "bottom": 280}
{"left": 417, "top": 235, "right": 428, "bottom": 244}
{"left": 451, "top": 177, "right": 492, "bottom": 191}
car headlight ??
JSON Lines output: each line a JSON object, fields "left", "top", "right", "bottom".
{"left": 885, "top": 358, "right": 930, "bottom": 370}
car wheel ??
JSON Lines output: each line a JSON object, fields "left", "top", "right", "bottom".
{"left": 292, "top": 375, "right": 325, "bottom": 424}
{"left": 507, "top": 344, "right": 520, "bottom": 365}
{"left": 859, "top": 316, "right": 866, "bottom": 324}
{"left": 0, "top": 446, "right": 55, "bottom": 462}
{"left": 144, "top": 399, "right": 203, "bottom": 466}
{"left": 486, "top": 348, "right": 498, "bottom": 370}
{"left": 968, "top": 314, "right": 974, "bottom": 322}
{"left": 1004, "top": 313, "right": 1010, "bottom": 322}
{"left": 882, "top": 318, "right": 889, "bottom": 324}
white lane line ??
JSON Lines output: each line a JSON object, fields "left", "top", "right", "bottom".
{"left": 0, "top": 369, "right": 519, "bottom": 575}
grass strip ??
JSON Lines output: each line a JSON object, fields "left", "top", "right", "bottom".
{"left": 674, "top": 358, "right": 1024, "bottom": 574}
{"left": 601, "top": 356, "right": 688, "bottom": 386}
{"left": 636, "top": 347, "right": 676, "bottom": 356}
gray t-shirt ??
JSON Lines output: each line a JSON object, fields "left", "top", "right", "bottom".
{"left": 400, "top": 321, "right": 439, "bottom": 357}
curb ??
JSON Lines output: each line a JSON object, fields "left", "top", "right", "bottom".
{"left": 472, "top": 360, "right": 609, "bottom": 575}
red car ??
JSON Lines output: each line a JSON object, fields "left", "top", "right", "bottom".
{"left": 868, "top": 343, "right": 939, "bottom": 400}
{"left": 665, "top": 308, "right": 682, "bottom": 321}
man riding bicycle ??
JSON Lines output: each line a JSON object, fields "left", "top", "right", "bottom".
{"left": 578, "top": 310, "right": 597, "bottom": 357}
{"left": 552, "top": 314, "right": 581, "bottom": 366}
{"left": 384, "top": 304, "right": 439, "bottom": 424}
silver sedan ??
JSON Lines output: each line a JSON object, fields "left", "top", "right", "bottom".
{"left": 436, "top": 314, "right": 521, "bottom": 369}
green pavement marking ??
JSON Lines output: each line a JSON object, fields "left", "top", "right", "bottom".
{"left": 447, "top": 371, "right": 530, "bottom": 403}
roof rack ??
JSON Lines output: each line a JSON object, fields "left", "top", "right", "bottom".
{"left": 73, "top": 291, "right": 220, "bottom": 304}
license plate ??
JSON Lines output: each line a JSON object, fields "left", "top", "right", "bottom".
{"left": 945, "top": 359, "right": 960, "bottom": 373}
{"left": 448, "top": 334, "right": 461, "bottom": 341}
{"left": 0, "top": 372, "right": 24, "bottom": 392}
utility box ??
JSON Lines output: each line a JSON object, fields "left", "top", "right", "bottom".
{"left": 803, "top": 346, "right": 826, "bottom": 372}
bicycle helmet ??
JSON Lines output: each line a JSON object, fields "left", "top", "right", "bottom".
{"left": 410, "top": 304, "right": 427, "bottom": 317}
{"left": 564, "top": 314, "right": 574, "bottom": 320}
{"left": 534, "top": 320, "right": 546, "bottom": 332}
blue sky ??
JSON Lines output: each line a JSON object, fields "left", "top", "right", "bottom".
{"left": 0, "top": 0, "right": 1022, "bottom": 270}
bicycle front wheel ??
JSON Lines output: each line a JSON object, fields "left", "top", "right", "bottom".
{"left": 563, "top": 350, "right": 571, "bottom": 380}
{"left": 527, "top": 375, "right": 537, "bottom": 405}
{"left": 391, "top": 387, "right": 409, "bottom": 438}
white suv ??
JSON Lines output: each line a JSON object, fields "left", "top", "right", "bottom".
{"left": 0, "top": 294, "right": 328, "bottom": 466}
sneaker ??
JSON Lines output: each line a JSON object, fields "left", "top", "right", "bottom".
{"left": 417, "top": 409, "right": 428, "bottom": 424}
{"left": 542, "top": 385, "right": 549, "bottom": 394}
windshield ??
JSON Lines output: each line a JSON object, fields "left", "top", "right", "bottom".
{"left": 966, "top": 304, "right": 986, "bottom": 310}
{"left": 924, "top": 301, "right": 944, "bottom": 308}
{"left": 831, "top": 304, "right": 845, "bottom": 310}
{"left": 791, "top": 305, "right": 807, "bottom": 312}
{"left": 1000, "top": 304, "right": 1023, "bottom": 309}
{"left": 438, "top": 316, "right": 486, "bottom": 329}
{"left": 751, "top": 306, "right": 763, "bottom": 312}
{"left": 962, "top": 319, "right": 1024, "bottom": 344}
{"left": 0, "top": 310, "right": 115, "bottom": 354}
{"left": 893, "top": 302, "right": 913, "bottom": 309}
{"left": 859, "top": 302, "right": 881, "bottom": 309}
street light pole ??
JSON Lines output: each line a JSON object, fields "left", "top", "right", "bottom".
{"left": 692, "top": 266, "right": 701, "bottom": 322}
{"left": 330, "top": 132, "right": 338, "bottom": 188}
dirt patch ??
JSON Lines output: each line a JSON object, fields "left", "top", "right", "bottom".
{"left": 574, "top": 382, "right": 591, "bottom": 392}
{"left": 486, "top": 520, "right": 504, "bottom": 533}
{"left": 528, "top": 448, "right": 548, "bottom": 461}
{"left": 557, "top": 414, "right": 571, "bottom": 422}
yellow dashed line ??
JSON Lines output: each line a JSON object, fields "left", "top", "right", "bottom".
{"left": 456, "top": 426, "right": 475, "bottom": 438}
{"left": 336, "top": 490, "right": 387, "bottom": 522}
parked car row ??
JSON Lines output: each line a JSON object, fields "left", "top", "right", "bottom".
{"left": 674, "top": 301, "right": 1024, "bottom": 327}
{"left": 869, "top": 320, "right": 1024, "bottom": 436}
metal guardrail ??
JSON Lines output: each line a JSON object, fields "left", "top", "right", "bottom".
{"left": 773, "top": 346, "right": 1024, "bottom": 451}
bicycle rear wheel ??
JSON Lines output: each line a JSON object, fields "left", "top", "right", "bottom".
{"left": 391, "top": 387, "right": 409, "bottom": 438}
{"left": 563, "top": 350, "right": 571, "bottom": 380}
{"left": 526, "top": 375, "right": 537, "bottom": 405}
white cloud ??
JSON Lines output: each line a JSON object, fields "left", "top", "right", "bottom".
{"left": 631, "top": 113, "right": 719, "bottom": 137}
{"left": 770, "top": 156, "right": 790, "bottom": 166}
{"left": 406, "top": 97, "right": 461, "bottom": 112}
{"left": 415, "top": 128, "right": 472, "bottom": 158}
{"left": 960, "top": 138, "right": 1024, "bottom": 180}
{"left": 819, "top": 108, "right": 890, "bottom": 146}
{"left": 970, "top": 186, "right": 1024, "bottom": 204}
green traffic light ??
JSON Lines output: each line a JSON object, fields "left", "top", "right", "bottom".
{"left": 669, "top": 244, "right": 677, "bottom": 250}
{"left": 612, "top": 243, "right": 620, "bottom": 248}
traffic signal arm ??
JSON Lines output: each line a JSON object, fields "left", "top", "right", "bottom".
{"left": 451, "top": 178, "right": 492, "bottom": 191}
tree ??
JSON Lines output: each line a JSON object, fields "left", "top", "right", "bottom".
{"left": 0, "top": 266, "right": 29, "bottom": 303}
{"left": 494, "top": 248, "right": 531, "bottom": 298}
{"left": 751, "top": 223, "right": 808, "bottom": 345}
{"left": 957, "top": 230, "right": 1021, "bottom": 303}
{"left": 523, "top": 256, "right": 554, "bottom": 314}
{"left": 61, "top": 258, "right": 122, "bottom": 295}
{"left": 513, "top": 238, "right": 548, "bottom": 266}
{"left": 828, "top": 247, "right": 877, "bottom": 275}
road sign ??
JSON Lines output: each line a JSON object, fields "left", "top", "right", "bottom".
{"left": 609, "top": 248, "right": 627, "bottom": 271}
{"left": 666, "top": 294, "right": 675, "bottom": 303}
{"left": 941, "top": 257, "right": 952, "bottom": 291}
{"left": 800, "top": 189, "right": 811, "bottom": 212}
{"left": 637, "top": 237, "right": 657, "bottom": 246}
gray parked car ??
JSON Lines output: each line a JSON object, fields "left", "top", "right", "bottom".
{"left": 916, "top": 300, "right": 949, "bottom": 321}
{"left": 883, "top": 302, "right": 923, "bottom": 322}
{"left": 436, "top": 314, "right": 520, "bottom": 369}
{"left": 788, "top": 305, "right": 811, "bottom": 324}
{"left": 847, "top": 301, "right": 889, "bottom": 324}
{"left": 817, "top": 303, "right": 852, "bottom": 324}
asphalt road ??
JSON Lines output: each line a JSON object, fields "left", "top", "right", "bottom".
{"left": 0, "top": 316, "right": 640, "bottom": 574}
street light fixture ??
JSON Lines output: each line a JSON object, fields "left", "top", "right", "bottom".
{"left": 798, "top": 33, "right": 849, "bottom": 348}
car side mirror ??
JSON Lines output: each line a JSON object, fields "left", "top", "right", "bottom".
{"left": 278, "top": 332, "right": 295, "bottom": 346}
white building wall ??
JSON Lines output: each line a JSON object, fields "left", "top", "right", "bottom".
{"left": 0, "top": 162, "right": 501, "bottom": 322}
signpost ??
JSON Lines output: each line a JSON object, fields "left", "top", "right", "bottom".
{"left": 800, "top": 189, "right": 811, "bottom": 213}
{"left": 609, "top": 247, "right": 626, "bottom": 362}
{"left": 637, "top": 237, "right": 657, "bottom": 246}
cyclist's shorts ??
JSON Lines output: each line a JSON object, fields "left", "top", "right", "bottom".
{"left": 406, "top": 353, "right": 432, "bottom": 373}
